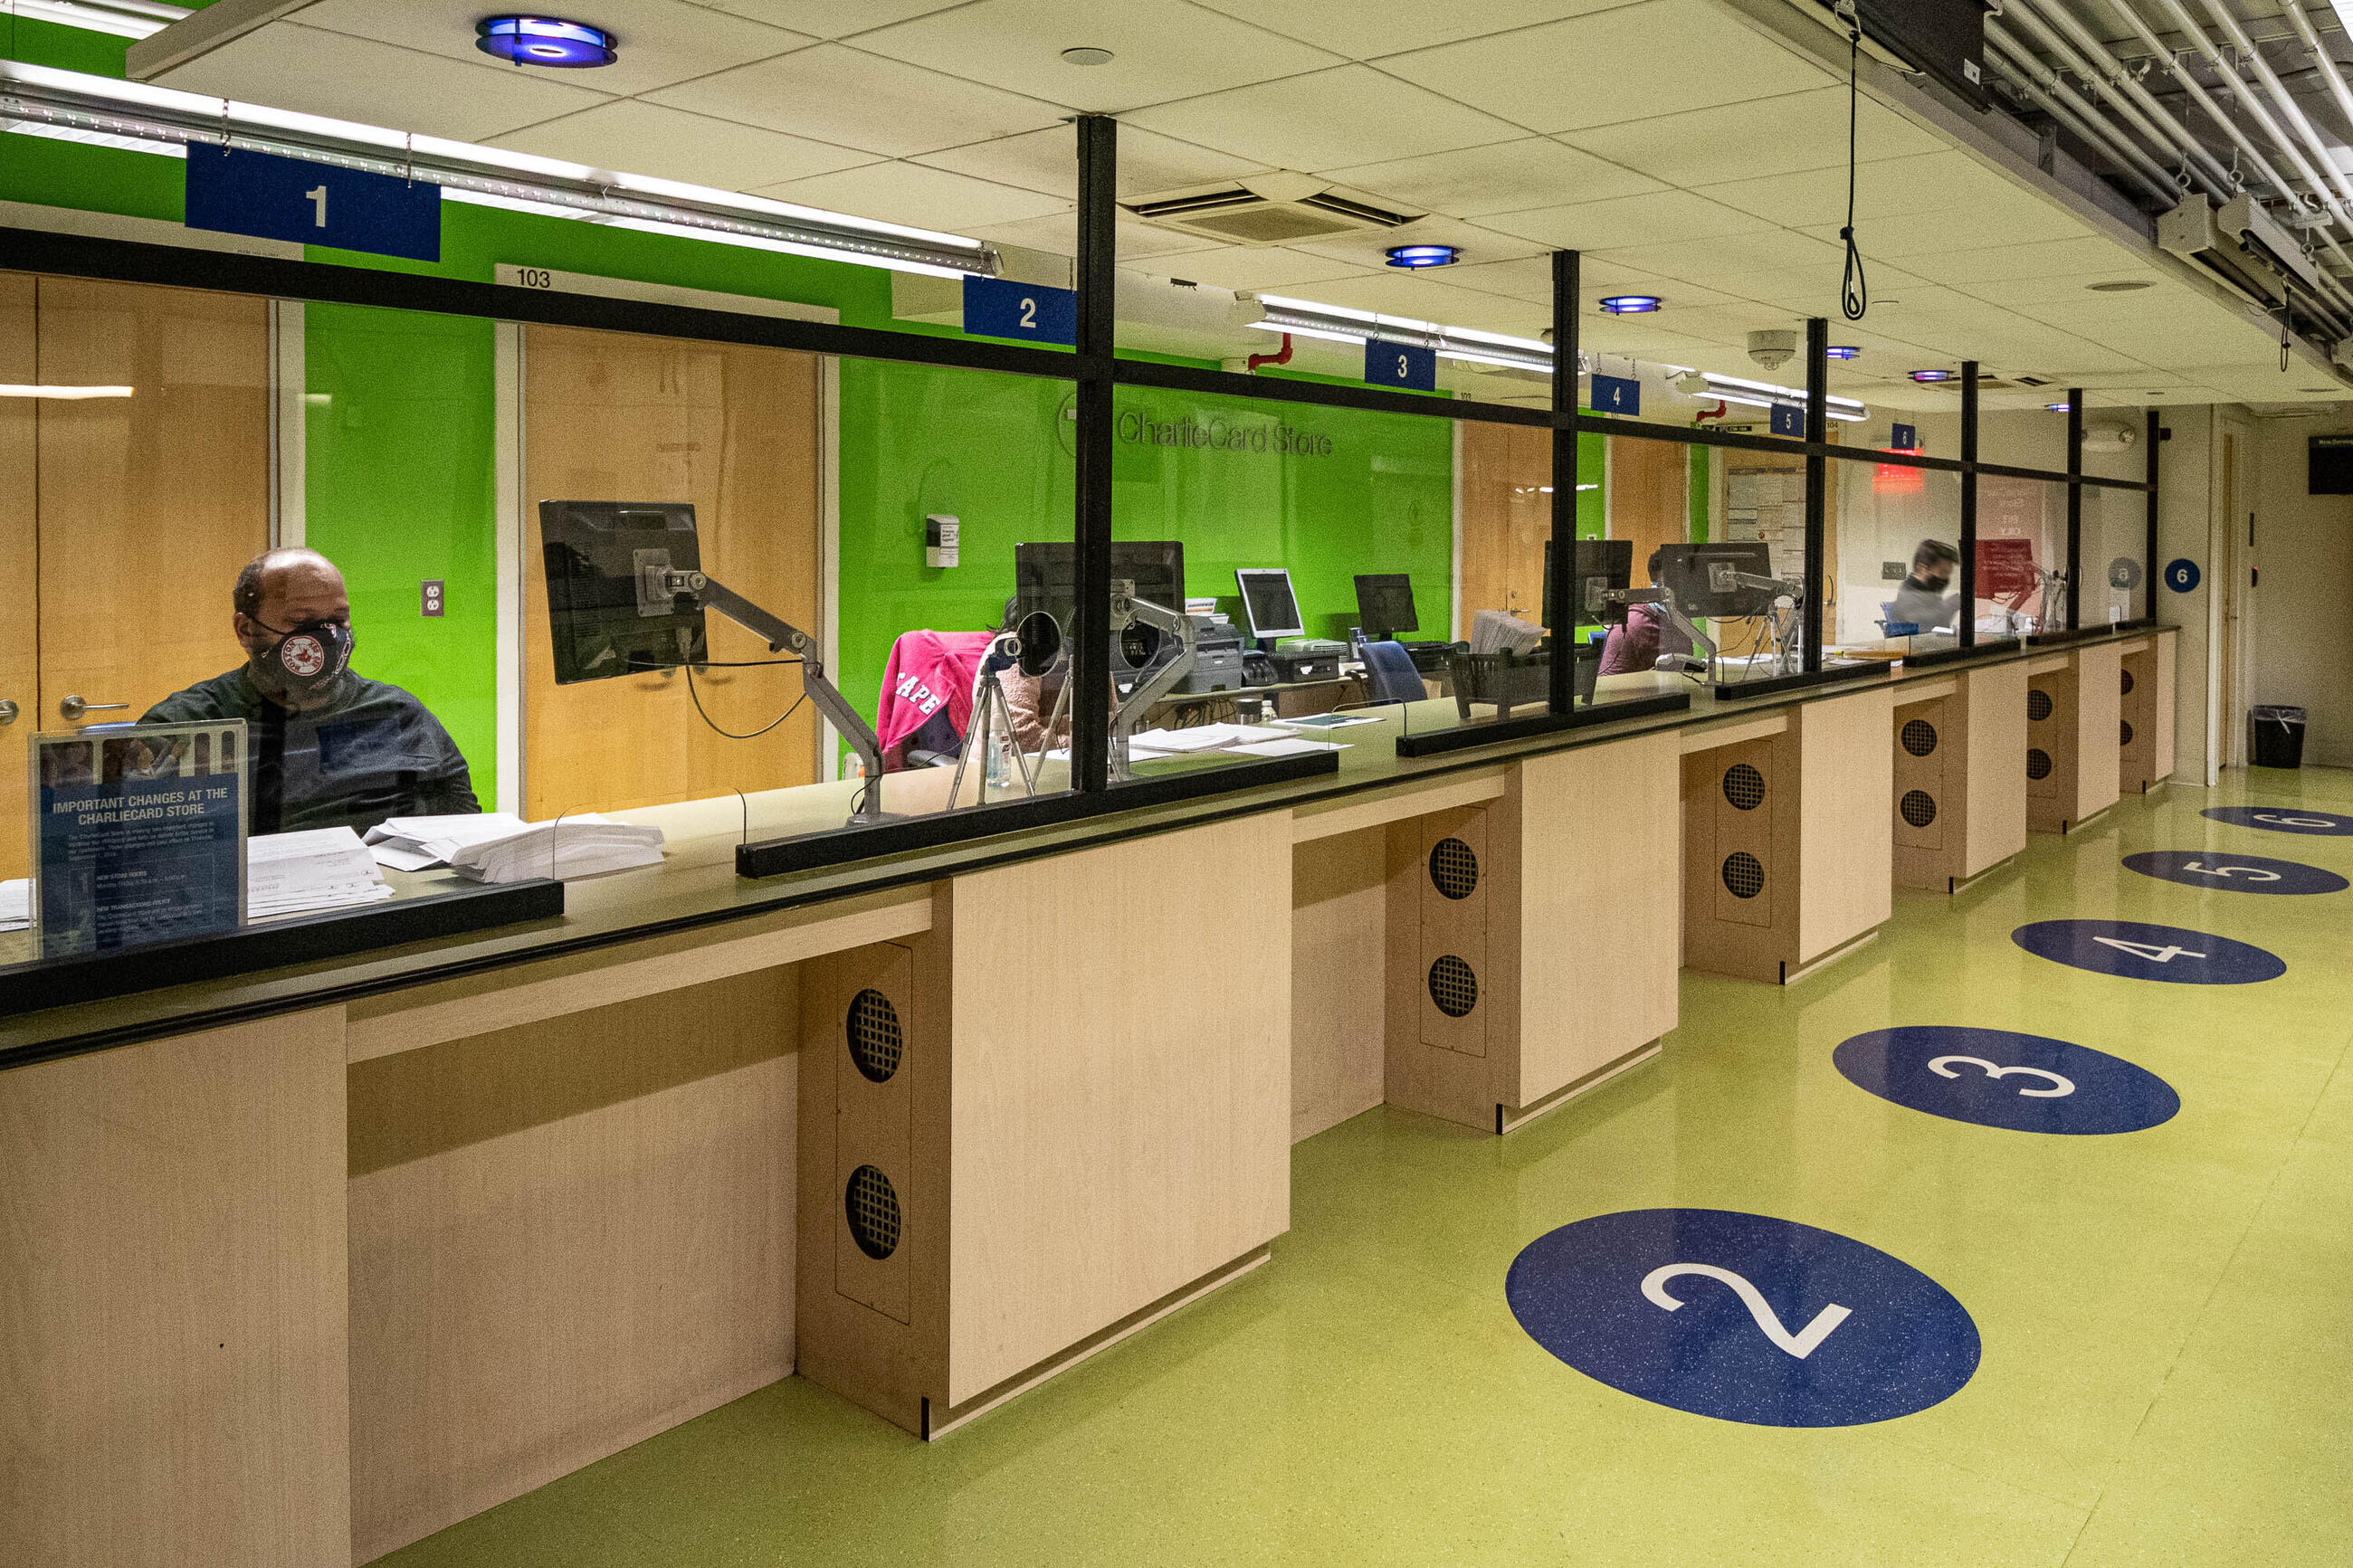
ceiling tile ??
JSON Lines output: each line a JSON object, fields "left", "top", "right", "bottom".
{"left": 1480, "top": 189, "right": 1777, "bottom": 251}
{"left": 1378, "top": 0, "right": 1830, "bottom": 135}
{"left": 1953, "top": 268, "right": 2167, "bottom": 307}
{"left": 1695, "top": 152, "right": 2001, "bottom": 228}
{"left": 691, "top": 2, "right": 967, "bottom": 36}
{"left": 645, "top": 42, "right": 1068, "bottom": 157}
{"left": 1123, "top": 64, "right": 1527, "bottom": 169}
{"left": 1559, "top": 85, "right": 1940, "bottom": 185}
{"left": 913, "top": 125, "right": 1270, "bottom": 199}
{"left": 964, "top": 211, "right": 1222, "bottom": 261}
{"left": 1282, "top": 215, "right": 1549, "bottom": 270}
{"left": 1138, "top": 245, "right": 1379, "bottom": 290}
{"left": 151, "top": 24, "right": 613, "bottom": 140}
{"left": 1186, "top": 0, "right": 1636, "bottom": 60}
{"left": 1293, "top": 271, "right": 1525, "bottom": 322}
{"left": 491, "top": 100, "right": 876, "bottom": 189}
{"left": 1317, "top": 138, "right": 1661, "bottom": 217}
{"left": 294, "top": 0, "right": 814, "bottom": 96}
{"left": 1595, "top": 225, "right": 1847, "bottom": 280}
{"left": 850, "top": 0, "right": 1341, "bottom": 112}
{"left": 1896, "top": 236, "right": 2152, "bottom": 286}
{"left": 746, "top": 161, "right": 1072, "bottom": 231}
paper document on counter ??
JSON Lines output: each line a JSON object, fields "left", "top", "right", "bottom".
{"left": 247, "top": 827, "right": 395, "bottom": 920}
{"left": 445, "top": 814, "right": 665, "bottom": 883}
{"left": 0, "top": 878, "right": 27, "bottom": 933}
{"left": 365, "top": 812, "right": 530, "bottom": 871}
{"left": 1231, "top": 737, "right": 1346, "bottom": 757}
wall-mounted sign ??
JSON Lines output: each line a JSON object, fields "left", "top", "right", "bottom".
{"left": 962, "top": 275, "right": 1076, "bottom": 345}
{"left": 33, "top": 722, "right": 247, "bottom": 959}
{"left": 186, "top": 147, "right": 441, "bottom": 261}
{"left": 1365, "top": 339, "right": 1437, "bottom": 393}
{"left": 1976, "top": 537, "right": 2036, "bottom": 599}
{"left": 2163, "top": 557, "right": 2201, "bottom": 594}
{"left": 1769, "top": 404, "right": 1804, "bottom": 438}
{"left": 2309, "top": 432, "right": 2353, "bottom": 494}
{"left": 1116, "top": 409, "right": 1332, "bottom": 456}
{"left": 1891, "top": 422, "right": 1918, "bottom": 451}
{"left": 1590, "top": 373, "right": 1639, "bottom": 415}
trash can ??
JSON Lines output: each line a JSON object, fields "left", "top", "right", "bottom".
{"left": 2252, "top": 705, "right": 2307, "bottom": 768}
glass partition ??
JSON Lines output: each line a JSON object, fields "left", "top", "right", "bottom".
{"left": 1833, "top": 458, "right": 1964, "bottom": 657}
{"left": 1975, "top": 475, "right": 2072, "bottom": 636}
{"left": 2082, "top": 483, "right": 2149, "bottom": 628}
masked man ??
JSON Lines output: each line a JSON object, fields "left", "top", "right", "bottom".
{"left": 141, "top": 546, "right": 478, "bottom": 833}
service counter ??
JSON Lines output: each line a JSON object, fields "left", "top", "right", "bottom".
{"left": 0, "top": 629, "right": 2176, "bottom": 1565}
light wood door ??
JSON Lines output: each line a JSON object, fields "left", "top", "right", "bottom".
{"left": 1458, "top": 422, "right": 1551, "bottom": 624}
{"left": 0, "top": 274, "right": 35, "bottom": 879}
{"left": 2218, "top": 427, "right": 2250, "bottom": 768}
{"left": 1605, "top": 434, "right": 1688, "bottom": 581}
{"left": 33, "top": 277, "right": 267, "bottom": 734}
{"left": 522, "top": 324, "right": 822, "bottom": 819}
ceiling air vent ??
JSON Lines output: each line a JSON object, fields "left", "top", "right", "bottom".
{"left": 1125, "top": 175, "right": 1422, "bottom": 246}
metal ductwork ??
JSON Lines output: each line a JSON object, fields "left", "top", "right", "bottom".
{"left": 2159, "top": 193, "right": 2332, "bottom": 309}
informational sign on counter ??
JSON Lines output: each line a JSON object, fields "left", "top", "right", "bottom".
{"left": 33, "top": 722, "right": 248, "bottom": 959}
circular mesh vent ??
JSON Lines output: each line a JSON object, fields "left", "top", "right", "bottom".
{"left": 1722, "top": 762, "right": 1766, "bottom": 811}
{"left": 1900, "top": 789, "right": 1939, "bottom": 828}
{"left": 845, "top": 988, "right": 903, "bottom": 1083}
{"left": 844, "top": 1165, "right": 901, "bottom": 1260}
{"left": 1900, "top": 718, "right": 1939, "bottom": 757}
{"left": 2120, "top": 719, "right": 2135, "bottom": 747}
{"left": 1427, "top": 955, "right": 1478, "bottom": 1019}
{"left": 1428, "top": 838, "right": 1479, "bottom": 900}
{"left": 2028, "top": 689, "right": 2053, "bottom": 723}
{"left": 2120, "top": 669, "right": 2136, "bottom": 697}
{"left": 2027, "top": 748, "right": 2053, "bottom": 780}
{"left": 1721, "top": 851, "right": 1765, "bottom": 900}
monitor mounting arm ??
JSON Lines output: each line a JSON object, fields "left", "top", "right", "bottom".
{"left": 657, "top": 566, "right": 891, "bottom": 824}
{"left": 1604, "top": 584, "right": 1718, "bottom": 682}
{"left": 1108, "top": 584, "right": 1197, "bottom": 783}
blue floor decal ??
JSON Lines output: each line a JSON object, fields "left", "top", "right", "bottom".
{"left": 1505, "top": 1209, "right": 1980, "bottom": 1427}
{"left": 2201, "top": 805, "right": 2353, "bottom": 837}
{"left": 2124, "top": 851, "right": 2348, "bottom": 896}
{"left": 2012, "top": 919, "right": 2285, "bottom": 984}
{"left": 1835, "top": 1026, "right": 2178, "bottom": 1134}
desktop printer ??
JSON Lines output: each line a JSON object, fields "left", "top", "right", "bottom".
{"left": 1176, "top": 613, "right": 1248, "bottom": 693}
{"left": 1270, "top": 640, "right": 1346, "bottom": 683}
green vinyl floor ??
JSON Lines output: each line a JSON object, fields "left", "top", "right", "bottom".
{"left": 381, "top": 766, "right": 2353, "bottom": 1567}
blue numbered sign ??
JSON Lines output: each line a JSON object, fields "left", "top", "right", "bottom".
{"left": 2201, "top": 805, "right": 2353, "bottom": 837}
{"left": 1770, "top": 403, "right": 1804, "bottom": 437}
{"left": 1835, "top": 1026, "right": 2178, "bottom": 1134}
{"left": 185, "top": 147, "right": 441, "bottom": 261}
{"left": 2012, "top": 919, "right": 2285, "bottom": 984}
{"left": 2124, "top": 850, "right": 2347, "bottom": 895}
{"left": 962, "top": 276, "right": 1076, "bottom": 345}
{"left": 1365, "top": 340, "right": 1436, "bottom": 392}
{"left": 2163, "top": 557, "right": 2201, "bottom": 594}
{"left": 1591, "top": 372, "right": 1640, "bottom": 415}
{"left": 1506, "top": 1209, "right": 1979, "bottom": 1427}
{"left": 1891, "top": 422, "right": 1918, "bottom": 451}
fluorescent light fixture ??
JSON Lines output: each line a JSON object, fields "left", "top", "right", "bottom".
{"left": 6, "top": 119, "right": 185, "bottom": 156}
{"left": 0, "top": 384, "right": 134, "bottom": 397}
{"left": 1599, "top": 295, "right": 1662, "bottom": 314}
{"left": 1253, "top": 296, "right": 1554, "bottom": 373}
{"left": 1385, "top": 244, "right": 1459, "bottom": 269}
{"left": 442, "top": 187, "right": 604, "bottom": 223}
{"left": 1690, "top": 370, "right": 1866, "bottom": 414}
{"left": 2045, "top": 402, "right": 2075, "bottom": 413}
{"left": 1, "top": 1, "right": 186, "bottom": 40}
{"left": 1243, "top": 319, "right": 1379, "bottom": 350}
{"left": 601, "top": 217, "right": 970, "bottom": 280}
{"left": 1910, "top": 369, "right": 1955, "bottom": 383}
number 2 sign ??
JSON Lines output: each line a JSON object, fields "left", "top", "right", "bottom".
{"left": 962, "top": 275, "right": 1077, "bottom": 345}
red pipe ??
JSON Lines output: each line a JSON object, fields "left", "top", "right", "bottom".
{"left": 1692, "top": 399, "right": 1729, "bottom": 425}
{"left": 1246, "top": 332, "right": 1293, "bottom": 373}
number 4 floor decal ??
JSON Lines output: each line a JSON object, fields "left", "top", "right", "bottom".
{"left": 2011, "top": 920, "right": 2285, "bottom": 984}
{"left": 1507, "top": 1210, "right": 1978, "bottom": 1426}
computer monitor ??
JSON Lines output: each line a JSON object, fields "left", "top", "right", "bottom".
{"left": 1542, "top": 538, "right": 1633, "bottom": 628}
{"left": 1234, "top": 567, "right": 1304, "bottom": 643}
{"left": 1656, "top": 542, "right": 1780, "bottom": 618}
{"left": 1014, "top": 541, "right": 1186, "bottom": 670}
{"left": 1354, "top": 574, "right": 1417, "bottom": 641}
{"left": 538, "top": 500, "right": 710, "bottom": 683}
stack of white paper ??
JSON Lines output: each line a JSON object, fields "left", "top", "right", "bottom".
{"left": 444, "top": 814, "right": 665, "bottom": 884}
{"left": 247, "top": 827, "right": 395, "bottom": 921}
{"left": 364, "top": 812, "right": 531, "bottom": 871}
{"left": 1125, "top": 723, "right": 1292, "bottom": 752}
{"left": 0, "top": 878, "right": 27, "bottom": 934}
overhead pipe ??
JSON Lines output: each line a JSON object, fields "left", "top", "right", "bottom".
{"left": 2003, "top": 0, "right": 2232, "bottom": 197}
{"left": 2096, "top": 0, "right": 2316, "bottom": 215}
{"left": 2277, "top": 0, "right": 2353, "bottom": 165}
{"left": 2193, "top": 0, "right": 2353, "bottom": 216}
{"left": 1983, "top": 25, "right": 2184, "bottom": 202}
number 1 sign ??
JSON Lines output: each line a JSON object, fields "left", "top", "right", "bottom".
{"left": 185, "top": 147, "right": 442, "bottom": 262}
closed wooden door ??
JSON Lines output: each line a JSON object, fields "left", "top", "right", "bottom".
{"left": 522, "top": 324, "right": 822, "bottom": 819}
{"left": 33, "top": 277, "right": 267, "bottom": 734}
{"left": 0, "top": 275, "right": 34, "bottom": 879}
{"left": 1458, "top": 422, "right": 1553, "bottom": 625}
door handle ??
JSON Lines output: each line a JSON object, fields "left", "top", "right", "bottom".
{"left": 0, "top": 698, "right": 15, "bottom": 726}
{"left": 59, "top": 695, "right": 129, "bottom": 723}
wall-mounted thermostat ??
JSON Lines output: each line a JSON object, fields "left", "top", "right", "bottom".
{"left": 925, "top": 513, "right": 959, "bottom": 569}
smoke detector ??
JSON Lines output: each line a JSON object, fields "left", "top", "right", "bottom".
{"left": 1747, "top": 328, "right": 1797, "bottom": 371}
{"left": 1124, "top": 173, "right": 1422, "bottom": 246}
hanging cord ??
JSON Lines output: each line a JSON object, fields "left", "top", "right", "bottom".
{"left": 685, "top": 660, "right": 808, "bottom": 740}
{"left": 1837, "top": 1, "right": 1869, "bottom": 321}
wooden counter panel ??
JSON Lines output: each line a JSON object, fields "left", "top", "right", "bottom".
{"left": 2073, "top": 642, "right": 2124, "bottom": 825}
{"left": 347, "top": 972, "right": 795, "bottom": 1563}
{"left": 0, "top": 1011, "right": 349, "bottom": 1568}
{"left": 1962, "top": 661, "right": 2030, "bottom": 879}
{"left": 1796, "top": 687, "right": 1894, "bottom": 963}
{"left": 1292, "top": 826, "right": 1387, "bottom": 1143}
{"left": 2152, "top": 629, "right": 2177, "bottom": 782}
{"left": 945, "top": 814, "right": 1291, "bottom": 1406}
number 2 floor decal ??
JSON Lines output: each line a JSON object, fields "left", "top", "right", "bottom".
{"left": 1836, "top": 1027, "right": 2180, "bottom": 1134}
{"left": 2011, "top": 919, "right": 2286, "bottom": 984}
{"left": 1506, "top": 1210, "right": 1979, "bottom": 1426}
{"left": 2123, "top": 851, "right": 2348, "bottom": 896}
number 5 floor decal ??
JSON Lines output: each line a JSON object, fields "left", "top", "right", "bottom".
{"left": 2012, "top": 919, "right": 2286, "bottom": 984}
{"left": 2124, "top": 851, "right": 2348, "bottom": 896}
{"left": 1836, "top": 1027, "right": 2180, "bottom": 1134}
{"left": 1506, "top": 1210, "right": 1979, "bottom": 1426}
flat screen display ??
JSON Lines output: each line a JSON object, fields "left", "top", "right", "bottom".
{"left": 1236, "top": 568, "right": 1304, "bottom": 640}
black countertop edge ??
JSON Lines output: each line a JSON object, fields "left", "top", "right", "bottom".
{"left": 1709, "top": 660, "right": 1894, "bottom": 701}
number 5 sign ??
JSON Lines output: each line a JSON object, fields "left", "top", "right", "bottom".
{"left": 186, "top": 147, "right": 441, "bottom": 261}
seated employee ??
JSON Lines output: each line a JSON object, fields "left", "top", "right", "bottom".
{"left": 1887, "top": 538, "right": 1961, "bottom": 632}
{"left": 1598, "top": 548, "right": 1695, "bottom": 675}
{"left": 142, "top": 546, "right": 479, "bottom": 834}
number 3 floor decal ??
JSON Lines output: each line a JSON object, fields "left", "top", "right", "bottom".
{"left": 1506, "top": 1210, "right": 1979, "bottom": 1426}
{"left": 1836, "top": 1027, "right": 2179, "bottom": 1134}
{"left": 2012, "top": 919, "right": 2286, "bottom": 984}
{"left": 2124, "top": 851, "right": 2348, "bottom": 896}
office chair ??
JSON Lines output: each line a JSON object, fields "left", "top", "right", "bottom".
{"left": 1359, "top": 640, "right": 1425, "bottom": 707}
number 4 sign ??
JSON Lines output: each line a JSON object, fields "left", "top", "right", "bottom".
{"left": 2012, "top": 919, "right": 2285, "bottom": 984}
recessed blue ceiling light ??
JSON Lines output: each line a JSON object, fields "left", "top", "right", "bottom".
{"left": 1910, "top": 368, "right": 1955, "bottom": 383}
{"left": 2046, "top": 401, "right": 2075, "bottom": 413}
{"left": 477, "top": 16, "right": 618, "bottom": 68}
{"left": 1825, "top": 345, "right": 1861, "bottom": 360}
{"left": 1386, "top": 244, "right": 1459, "bottom": 269}
{"left": 1599, "top": 295, "right": 1662, "bottom": 314}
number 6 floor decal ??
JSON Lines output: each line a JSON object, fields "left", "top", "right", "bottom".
{"left": 1506, "top": 1210, "right": 1979, "bottom": 1426}
{"left": 2011, "top": 919, "right": 2286, "bottom": 984}
{"left": 1835, "top": 1027, "right": 2180, "bottom": 1134}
